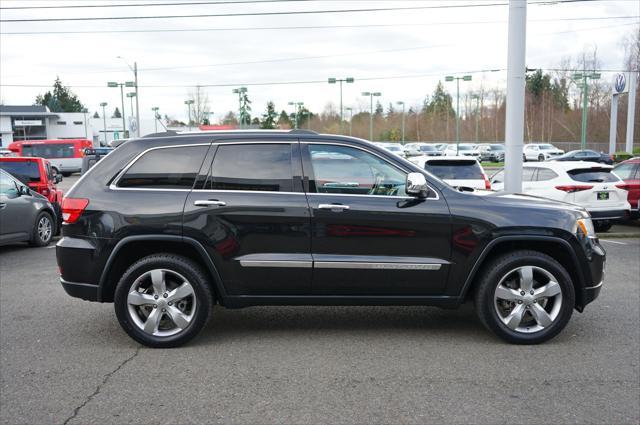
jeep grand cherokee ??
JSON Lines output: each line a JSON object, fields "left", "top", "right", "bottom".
{"left": 57, "top": 130, "right": 605, "bottom": 347}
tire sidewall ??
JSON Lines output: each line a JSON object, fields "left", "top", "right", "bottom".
{"left": 31, "top": 211, "right": 53, "bottom": 246}
{"left": 477, "top": 252, "right": 575, "bottom": 344}
{"left": 114, "top": 255, "right": 212, "bottom": 348}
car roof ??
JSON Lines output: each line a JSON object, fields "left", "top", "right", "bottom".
{"left": 425, "top": 156, "right": 479, "bottom": 162}
{"left": 524, "top": 161, "right": 613, "bottom": 171}
{"left": 0, "top": 156, "right": 45, "bottom": 162}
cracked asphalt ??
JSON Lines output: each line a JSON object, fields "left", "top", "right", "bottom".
{"left": 1, "top": 238, "right": 639, "bottom": 424}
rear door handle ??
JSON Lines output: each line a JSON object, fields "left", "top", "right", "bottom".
{"left": 318, "top": 203, "right": 350, "bottom": 211}
{"left": 194, "top": 200, "right": 226, "bottom": 207}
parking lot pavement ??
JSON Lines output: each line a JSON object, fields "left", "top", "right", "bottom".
{"left": 0, "top": 240, "right": 638, "bottom": 424}
{"left": 57, "top": 174, "right": 80, "bottom": 193}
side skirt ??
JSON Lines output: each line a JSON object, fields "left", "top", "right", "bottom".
{"left": 222, "top": 295, "right": 462, "bottom": 309}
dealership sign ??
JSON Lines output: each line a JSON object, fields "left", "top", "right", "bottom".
{"left": 613, "top": 73, "right": 628, "bottom": 94}
{"left": 14, "top": 119, "right": 42, "bottom": 126}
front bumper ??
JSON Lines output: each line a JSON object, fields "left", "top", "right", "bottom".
{"left": 576, "top": 238, "right": 606, "bottom": 311}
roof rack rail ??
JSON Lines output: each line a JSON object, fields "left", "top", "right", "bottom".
{"left": 289, "top": 129, "right": 318, "bottom": 135}
{"left": 142, "top": 130, "right": 178, "bottom": 138}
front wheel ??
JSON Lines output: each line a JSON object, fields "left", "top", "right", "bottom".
{"left": 474, "top": 250, "right": 575, "bottom": 344}
{"left": 29, "top": 211, "right": 53, "bottom": 246}
{"left": 114, "top": 254, "right": 213, "bottom": 348}
{"left": 538, "top": 154, "right": 545, "bottom": 162}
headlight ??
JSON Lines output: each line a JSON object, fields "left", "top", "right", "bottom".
{"left": 577, "top": 217, "right": 596, "bottom": 238}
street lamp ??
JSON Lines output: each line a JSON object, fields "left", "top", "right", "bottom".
{"left": 328, "top": 77, "right": 354, "bottom": 134}
{"left": 471, "top": 94, "right": 480, "bottom": 143}
{"left": 445, "top": 74, "right": 472, "bottom": 154}
{"left": 573, "top": 72, "right": 601, "bottom": 150}
{"left": 396, "top": 101, "right": 406, "bottom": 143}
{"left": 107, "top": 81, "right": 134, "bottom": 138}
{"left": 100, "top": 102, "right": 108, "bottom": 146}
{"left": 126, "top": 92, "right": 136, "bottom": 117}
{"left": 288, "top": 101, "right": 304, "bottom": 129}
{"left": 232, "top": 87, "right": 248, "bottom": 129}
{"left": 184, "top": 99, "right": 194, "bottom": 131}
{"left": 345, "top": 107, "right": 354, "bottom": 136}
{"left": 361, "top": 92, "right": 381, "bottom": 141}
{"left": 117, "top": 56, "right": 140, "bottom": 137}
{"left": 151, "top": 107, "right": 160, "bottom": 133}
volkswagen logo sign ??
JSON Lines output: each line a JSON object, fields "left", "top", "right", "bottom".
{"left": 614, "top": 73, "right": 626, "bottom": 93}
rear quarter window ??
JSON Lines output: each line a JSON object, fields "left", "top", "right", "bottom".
{"left": 117, "top": 145, "right": 209, "bottom": 189}
{"left": 568, "top": 168, "right": 619, "bottom": 183}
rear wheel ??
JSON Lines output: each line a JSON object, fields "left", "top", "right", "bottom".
{"left": 114, "top": 254, "right": 213, "bottom": 348}
{"left": 29, "top": 211, "right": 53, "bottom": 247}
{"left": 594, "top": 220, "right": 612, "bottom": 233}
{"left": 474, "top": 250, "right": 574, "bottom": 344}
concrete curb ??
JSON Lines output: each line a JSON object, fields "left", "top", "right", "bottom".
{"left": 597, "top": 233, "right": 640, "bottom": 239}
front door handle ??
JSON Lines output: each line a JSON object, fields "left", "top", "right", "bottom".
{"left": 318, "top": 203, "right": 350, "bottom": 212}
{"left": 194, "top": 200, "right": 226, "bottom": 207}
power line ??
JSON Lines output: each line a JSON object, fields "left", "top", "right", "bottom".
{"left": 2, "top": 15, "right": 637, "bottom": 35}
{"left": 0, "top": 1, "right": 601, "bottom": 23}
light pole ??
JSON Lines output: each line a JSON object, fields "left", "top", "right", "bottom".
{"left": 100, "top": 102, "right": 108, "bottom": 146}
{"left": 345, "top": 107, "right": 354, "bottom": 136}
{"left": 232, "top": 87, "right": 247, "bottom": 129}
{"left": 288, "top": 101, "right": 304, "bottom": 129}
{"left": 126, "top": 92, "right": 136, "bottom": 117}
{"left": 573, "top": 72, "right": 601, "bottom": 150}
{"left": 472, "top": 94, "right": 480, "bottom": 143}
{"left": 445, "top": 75, "right": 472, "bottom": 154}
{"left": 184, "top": 99, "right": 194, "bottom": 131}
{"left": 151, "top": 107, "right": 160, "bottom": 133}
{"left": 117, "top": 56, "right": 140, "bottom": 137}
{"left": 107, "top": 81, "right": 134, "bottom": 138}
{"left": 396, "top": 101, "right": 406, "bottom": 143}
{"left": 361, "top": 92, "right": 381, "bottom": 141}
{"left": 328, "top": 77, "right": 354, "bottom": 134}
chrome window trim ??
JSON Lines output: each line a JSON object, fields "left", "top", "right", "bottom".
{"left": 192, "top": 189, "right": 305, "bottom": 195}
{"left": 239, "top": 260, "right": 312, "bottom": 268}
{"left": 303, "top": 141, "right": 440, "bottom": 201}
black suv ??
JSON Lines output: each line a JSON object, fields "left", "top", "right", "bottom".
{"left": 57, "top": 130, "right": 605, "bottom": 347}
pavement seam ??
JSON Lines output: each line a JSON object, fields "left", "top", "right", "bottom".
{"left": 62, "top": 345, "right": 142, "bottom": 425}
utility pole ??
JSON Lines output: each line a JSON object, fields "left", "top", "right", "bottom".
{"left": 100, "top": 102, "right": 108, "bottom": 146}
{"left": 328, "top": 77, "right": 354, "bottom": 134}
{"left": 232, "top": 87, "right": 247, "bottom": 129}
{"left": 361, "top": 92, "right": 381, "bottom": 141}
{"left": 472, "top": 94, "right": 480, "bottom": 143}
{"left": 151, "top": 107, "right": 159, "bottom": 133}
{"left": 117, "top": 57, "right": 140, "bottom": 137}
{"left": 574, "top": 72, "right": 601, "bottom": 150}
{"left": 445, "top": 75, "right": 472, "bottom": 154}
{"left": 184, "top": 99, "right": 194, "bottom": 131}
{"left": 396, "top": 101, "right": 406, "bottom": 143}
{"left": 108, "top": 81, "right": 134, "bottom": 138}
{"left": 504, "top": 0, "right": 527, "bottom": 194}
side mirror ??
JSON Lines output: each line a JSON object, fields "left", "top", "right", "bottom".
{"left": 406, "top": 172, "right": 429, "bottom": 198}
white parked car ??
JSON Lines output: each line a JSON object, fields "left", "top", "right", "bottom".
{"left": 443, "top": 143, "right": 481, "bottom": 159}
{"left": 523, "top": 143, "right": 564, "bottom": 162}
{"left": 411, "top": 156, "right": 491, "bottom": 190}
{"left": 375, "top": 142, "right": 406, "bottom": 158}
{"left": 490, "top": 161, "right": 630, "bottom": 232}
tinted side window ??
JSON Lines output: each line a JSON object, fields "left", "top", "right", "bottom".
{"left": 536, "top": 169, "right": 558, "bottom": 181}
{"left": 204, "top": 144, "right": 293, "bottom": 192}
{"left": 27, "top": 143, "right": 75, "bottom": 158}
{"left": 118, "top": 145, "right": 208, "bottom": 189}
{"left": 308, "top": 144, "right": 407, "bottom": 196}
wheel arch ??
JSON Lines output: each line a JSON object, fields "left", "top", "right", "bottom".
{"left": 97, "top": 235, "right": 227, "bottom": 305}
{"left": 460, "top": 236, "right": 588, "bottom": 309}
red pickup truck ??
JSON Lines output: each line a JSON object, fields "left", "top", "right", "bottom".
{"left": 0, "top": 156, "right": 64, "bottom": 231}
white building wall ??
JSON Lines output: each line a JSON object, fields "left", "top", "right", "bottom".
{"left": 0, "top": 116, "right": 14, "bottom": 147}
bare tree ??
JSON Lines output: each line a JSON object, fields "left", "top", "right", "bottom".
{"left": 186, "top": 85, "right": 211, "bottom": 125}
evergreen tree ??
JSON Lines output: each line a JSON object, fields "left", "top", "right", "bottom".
{"left": 277, "top": 110, "right": 292, "bottom": 128}
{"left": 239, "top": 92, "right": 252, "bottom": 126}
{"left": 92, "top": 111, "right": 100, "bottom": 119}
{"left": 261, "top": 101, "right": 278, "bottom": 129}
{"left": 375, "top": 101, "right": 384, "bottom": 115}
{"left": 426, "top": 81, "right": 455, "bottom": 116}
{"left": 112, "top": 107, "right": 122, "bottom": 118}
{"left": 35, "top": 77, "right": 84, "bottom": 112}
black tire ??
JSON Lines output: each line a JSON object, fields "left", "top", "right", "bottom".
{"left": 114, "top": 254, "right": 214, "bottom": 348}
{"left": 594, "top": 221, "right": 612, "bottom": 233}
{"left": 474, "top": 250, "right": 575, "bottom": 344}
{"left": 51, "top": 167, "right": 59, "bottom": 178}
{"left": 62, "top": 172, "right": 72, "bottom": 177}
{"left": 29, "top": 211, "right": 53, "bottom": 247}
{"left": 538, "top": 154, "right": 545, "bottom": 162}
{"left": 522, "top": 154, "right": 527, "bottom": 162}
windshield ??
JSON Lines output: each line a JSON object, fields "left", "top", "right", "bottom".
{"left": 539, "top": 144, "right": 555, "bottom": 150}
{"left": 490, "top": 144, "right": 504, "bottom": 151}
{"left": 425, "top": 160, "right": 483, "bottom": 180}
{"left": 385, "top": 146, "right": 401, "bottom": 152}
{"left": 455, "top": 145, "right": 474, "bottom": 151}
{"left": 419, "top": 145, "right": 437, "bottom": 152}
{"left": 0, "top": 161, "right": 41, "bottom": 183}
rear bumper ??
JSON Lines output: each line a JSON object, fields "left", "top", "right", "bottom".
{"left": 589, "top": 209, "right": 629, "bottom": 221}
{"left": 60, "top": 278, "right": 99, "bottom": 302}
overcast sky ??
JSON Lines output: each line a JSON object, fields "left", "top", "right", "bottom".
{"left": 0, "top": 0, "right": 638, "bottom": 123}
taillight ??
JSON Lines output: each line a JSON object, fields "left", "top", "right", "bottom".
{"left": 616, "top": 183, "right": 629, "bottom": 191}
{"left": 555, "top": 185, "right": 593, "bottom": 193}
{"left": 61, "top": 197, "right": 89, "bottom": 223}
{"left": 483, "top": 174, "right": 491, "bottom": 190}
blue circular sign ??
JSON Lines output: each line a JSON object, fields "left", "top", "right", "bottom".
{"left": 614, "top": 73, "right": 626, "bottom": 93}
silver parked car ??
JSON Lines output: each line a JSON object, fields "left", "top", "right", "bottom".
{"left": 0, "top": 169, "right": 56, "bottom": 247}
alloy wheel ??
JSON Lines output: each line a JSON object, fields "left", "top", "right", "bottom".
{"left": 37, "top": 216, "right": 52, "bottom": 243}
{"left": 127, "top": 269, "right": 197, "bottom": 337}
{"left": 493, "top": 265, "right": 563, "bottom": 334}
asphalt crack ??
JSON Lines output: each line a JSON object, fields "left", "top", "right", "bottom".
{"left": 62, "top": 346, "right": 142, "bottom": 425}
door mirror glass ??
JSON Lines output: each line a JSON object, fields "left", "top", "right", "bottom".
{"left": 406, "top": 172, "right": 429, "bottom": 197}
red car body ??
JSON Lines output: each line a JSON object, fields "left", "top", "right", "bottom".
{"left": 0, "top": 156, "right": 64, "bottom": 221}
{"left": 613, "top": 158, "right": 640, "bottom": 219}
